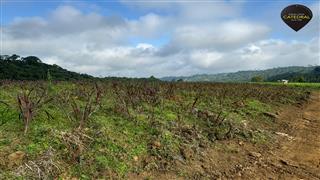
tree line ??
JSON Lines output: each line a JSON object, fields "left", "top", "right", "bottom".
{"left": 0, "top": 54, "right": 93, "bottom": 80}
{"left": 251, "top": 66, "right": 320, "bottom": 82}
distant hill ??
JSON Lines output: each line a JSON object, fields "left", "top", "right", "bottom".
{"left": 267, "top": 67, "right": 320, "bottom": 82}
{"left": 2, "top": 54, "right": 319, "bottom": 82}
{"left": 161, "top": 66, "right": 320, "bottom": 82}
{"left": 0, "top": 54, "right": 93, "bottom": 80}
{"left": 0, "top": 54, "right": 161, "bottom": 82}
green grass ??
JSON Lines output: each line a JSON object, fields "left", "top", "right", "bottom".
{"left": 0, "top": 81, "right": 312, "bottom": 178}
{"left": 256, "top": 82, "right": 320, "bottom": 89}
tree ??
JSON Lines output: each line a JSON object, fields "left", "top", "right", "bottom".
{"left": 8, "top": 54, "right": 20, "bottom": 61}
{"left": 22, "top": 56, "right": 42, "bottom": 64}
{"left": 313, "top": 66, "right": 320, "bottom": 74}
{"left": 148, "top": 75, "right": 160, "bottom": 82}
{"left": 296, "top": 76, "right": 305, "bottom": 82}
{"left": 251, "top": 76, "right": 263, "bottom": 82}
{"left": 149, "top": 75, "right": 156, "bottom": 80}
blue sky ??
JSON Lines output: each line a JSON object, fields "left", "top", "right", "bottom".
{"left": 2, "top": 1, "right": 165, "bottom": 24}
{"left": 1, "top": 0, "right": 319, "bottom": 77}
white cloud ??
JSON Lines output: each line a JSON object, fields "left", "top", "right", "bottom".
{"left": 2, "top": 3, "right": 319, "bottom": 77}
{"left": 236, "top": 38, "right": 319, "bottom": 70}
{"left": 190, "top": 50, "right": 223, "bottom": 68}
{"left": 127, "top": 13, "right": 171, "bottom": 38}
{"left": 164, "top": 20, "right": 270, "bottom": 52}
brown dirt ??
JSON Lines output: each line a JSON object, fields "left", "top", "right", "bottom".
{"left": 234, "top": 91, "right": 320, "bottom": 180}
{"left": 130, "top": 92, "right": 320, "bottom": 179}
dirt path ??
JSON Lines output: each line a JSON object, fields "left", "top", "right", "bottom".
{"left": 239, "top": 92, "right": 320, "bottom": 179}
{"left": 130, "top": 92, "right": 320, "bottom": 179}
{"left": 171, "top": 91, "right": 320, "bottom": 179}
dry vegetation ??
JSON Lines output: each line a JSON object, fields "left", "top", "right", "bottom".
{"left": 0, "top": 80, "right": 311, "bottom": 179}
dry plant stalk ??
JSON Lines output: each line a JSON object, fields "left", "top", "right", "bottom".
{"left": 54, "top": 129, "right": 93, "bottom": 163}
{"left": 17, "top": 88, "right": 51, "bottom": 134}
{"left": 15, "top": 147, "right": 62, "bottom": 179}
{"left": 69, "top": 83, "right": 102, "bottom": 130}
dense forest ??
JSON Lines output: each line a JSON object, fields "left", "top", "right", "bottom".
{"left": 0, "top": 55, "right": 93, "bottom": 80}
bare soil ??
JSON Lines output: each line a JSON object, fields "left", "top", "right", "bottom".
{"left": 131, "top": 92, "right": 320, "bottom": 179}
{"left": 234, "top": 91, "right": 320, "bottom": 179}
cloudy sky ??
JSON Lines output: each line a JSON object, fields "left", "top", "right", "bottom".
{"left": 1, "top": 0, "right": 319, "bottom": 77}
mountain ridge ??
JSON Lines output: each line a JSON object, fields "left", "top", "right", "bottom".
{"left": 161, "top": 66, "right": 319, "bottom": 82}
{"left": 1, "top": 54, "right": 319, "bottom": 82}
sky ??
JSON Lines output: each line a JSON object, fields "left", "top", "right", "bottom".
{"left": 1, "top": 0, "right": 319, "bottom": 77}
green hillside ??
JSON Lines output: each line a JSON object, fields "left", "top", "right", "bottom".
{"left": 267, "top": 67, "right": 320, "bottom": 82}
{"left": 162, "top": 66, "right": 319, "bottom": 82}
{"left": 0, "top": 55, "right": 93, "bottom": 80}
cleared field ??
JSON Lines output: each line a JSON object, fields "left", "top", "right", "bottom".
{"left": 0, "top": 81, "right": 314, "bottom": 178}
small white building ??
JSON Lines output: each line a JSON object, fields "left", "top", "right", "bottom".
{"left": 280, "top": 79, "right": 289, "bottom": 84}
{"left": 277, "top": 79, "right": 289, "bottom": 84}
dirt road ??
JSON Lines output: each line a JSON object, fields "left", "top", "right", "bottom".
{"left": 239, "top": 92, "right": 320, "bottom": 179}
